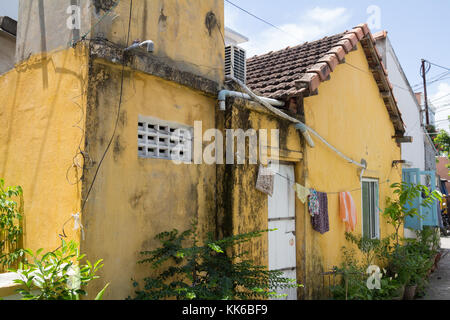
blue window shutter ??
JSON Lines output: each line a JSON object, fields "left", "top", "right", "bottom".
{"left": 403, "top": 169, "right": 423, "bottom": 231}
{"left": 421, "top": 171, "right": 439, "bottom": 227}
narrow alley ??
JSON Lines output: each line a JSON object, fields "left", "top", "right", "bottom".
{"left": 421, "top": 237, "right": 450, "bottom": 300}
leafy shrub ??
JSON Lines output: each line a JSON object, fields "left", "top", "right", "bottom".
{"left": 383, "top": 182, "right": 441, "bottom": 246}
{"left": 330, "top": 245, "right": 402, "bottom": 300}
{"left": 12, "top": 240, "right": 108, "bottom": 300}
{"left": 387, "top": 228, "right": 437, "bottom": 297}
{"left": 130, "top": 222, "right": 301, "bottom": 300}
{"left": 344, "top": 233, "right": 392, "bottom": 269}
{"left": 0, "top": 179, "right": 25, "bottom": 271}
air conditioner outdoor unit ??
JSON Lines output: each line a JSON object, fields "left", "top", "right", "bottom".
{"left": 225, "top": 45, "right": 247, "bottom": 84}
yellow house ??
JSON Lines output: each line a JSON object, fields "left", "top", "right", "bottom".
{"left": 0, "top": 0, "right": 406, "bottom": 300}
{"left": 220, "top": 24, "right": 406, "bottom": 299}
{"left": 0, "top": 0, "right": 224, "bottom": 299}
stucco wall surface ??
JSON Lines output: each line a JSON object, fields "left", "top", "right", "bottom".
{"left": 81, "top": 58, "right": 218, "bottom": 299}
{"left": 0, "top": 47, "right": 88, "bottom": 252}
{"left": 301, "top": 43, "right": 402, "bottom": 298}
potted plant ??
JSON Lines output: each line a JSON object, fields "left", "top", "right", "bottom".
{"left": 404, "top": 281, "right": 418, "bottom": 300}
{"left": 403, "top": 258, "right": 419, "bottom": 300}
{"left": 435, "top": 251, "right": 442, "bottom": 268}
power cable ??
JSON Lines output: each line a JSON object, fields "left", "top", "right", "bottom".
{"left": 224, "top": 0, "right": 301, "bottom": 42}
{"left": 54, "top": 1, "right": 134, "bottom": 252}
{"left": 343, "top": 62, "right": 411, "bottom": 92}
{"left": 426, "top": 61, "right": 450, "bottom": 72}
{"left": 81, "top": 0, "right": 133, "bottom": 212}
{"left": 70, "top": 0, "right": 121, "bottom": 47}
{"left": 270, "top": 163, "right": 395, "bottom": 195}
{"left": 431, "top": 93, "right": 450, "bottom": 104}
{"left": 413, "top": 75, "right": 450, "bottom": 90}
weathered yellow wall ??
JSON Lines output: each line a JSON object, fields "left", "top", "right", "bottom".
{"left": 216, "top": 101, "right": 305, "bottom": 292}
{"left": 0, "top": 47, "right": 88, "bottom": 252}
{"left": 81, "top": 0, "right": 224, "bottom": 299}
{"left": 224, "top": 43, "right": 403, "bottom": 300}
{"left": 94, "top": 0, "right": 224, "bottom": 83}
{"left": 302, "top": 42, "right": 402, "bottom": 298}
{"left": 82, "top": 58, "right": 218, "bottom": 299}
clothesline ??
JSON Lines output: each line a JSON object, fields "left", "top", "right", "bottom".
{"left": 270, "top": 170, "right": 393, "bottom": 195}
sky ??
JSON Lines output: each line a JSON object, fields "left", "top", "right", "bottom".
{"left": 0, "top": 0, "right": 449, "bottom": 131}
{"left": 225, "top": 0, "right": 450, "bottom": 132}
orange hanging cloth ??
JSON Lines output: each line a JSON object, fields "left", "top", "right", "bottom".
{"left": 339, "top": 192, "right": 357, "bottom": 232}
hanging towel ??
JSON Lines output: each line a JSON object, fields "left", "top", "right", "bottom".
{"left": 255, "top": 165, "right": 274, "bottom": 196}
{"left": 311, "top": 191, "right": 330, "bottom": 234}
{"left": 293, "top": 183, "right": 310, "bottom": 204}
{"left": 308, "top": 189, "right": 320, "bottom": 217}
{"left": 339, "top": 192, "right": 357, "bottom": 232}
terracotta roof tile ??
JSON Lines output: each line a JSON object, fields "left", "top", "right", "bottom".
{"left": 246, "top": 33, "right": 345, "bottom": 99}
{"left": 245, "top": 24, "right": 405, "bottom": 135}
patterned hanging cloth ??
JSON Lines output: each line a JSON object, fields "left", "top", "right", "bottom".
{"left": 308, "top": 189, "right": 320, "bottom": 217}
{"left": 310, "top": 191, "right": 330, "bottom": 234}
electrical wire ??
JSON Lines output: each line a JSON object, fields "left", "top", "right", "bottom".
{"left": 219, "top": 22, "right": 367, "bottom": 170}
{"left": 343, "top": 62, "right": 411, "bottom": 92}
{"left": 431, "top": 93, "right": 450, "bottom": 104}
{"left": 420, "top": 60, "right": 431, "bottom": 77}
{"left": 54, "top": 1, "right": 134, "bottom": 252}
{"left": 70, "top": 0, "right": 122, "bottom": 47}
{"left": 81, "top": 0, "right": 134, "bottom": 212}
{"left": 269, "top": 162, "right": 396, "bottom": 195}
{"left": 413, "top": 75, "right": 450, "bottom": 90}
{"left": 224, "top": 0, "right": 301, "bottom": 42}
{"left": 426, "top": 61, "right": 450, "bottom": 72}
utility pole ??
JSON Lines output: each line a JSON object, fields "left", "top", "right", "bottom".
{"left": 422, "top": 59, "right": 430, "bottom": 126}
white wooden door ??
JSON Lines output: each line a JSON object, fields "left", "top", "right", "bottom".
{"left": 268, "top": 163, "right": 297, "bottom": 300}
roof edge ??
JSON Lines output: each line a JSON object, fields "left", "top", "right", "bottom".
{"left": 294, "top": 23, "right": 405, "bottom": 135}
{"left": 0, "top": 16, "right": 17, "bottom": 37}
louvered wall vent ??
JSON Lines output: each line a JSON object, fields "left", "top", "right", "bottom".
{"left": 138, "top": 116, "right": 193, "bottom": 163}
{"left": 225, "top": 45, "right": 247, "bottom": 84}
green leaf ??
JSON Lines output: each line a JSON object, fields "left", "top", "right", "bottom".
{"left": 95, "top": 283, "right": 110, "bottom": 300}
{"left": 208, "top": 243, "right": 224, "bottom": 253}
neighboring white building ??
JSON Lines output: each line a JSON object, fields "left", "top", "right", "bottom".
{"left": 224, "top": 27, "right": 249, "bottom": 47}
{"left": 374, "top": 31, "right": 426, "bottom": 171}
{"left": 375, "top": 31, "right": 439, "bottom": 237}
{"left": 0, "top": 16, "right": 16, "bottom": 75}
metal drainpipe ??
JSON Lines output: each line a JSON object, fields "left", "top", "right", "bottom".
{"left": 217, "top": 90, "right": 285, "bottom": 111}
{"left": 217, "top": 88, "right": 315, "bottom": 148}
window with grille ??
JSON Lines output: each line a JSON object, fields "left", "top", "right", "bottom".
{"left": 137, "top": 116, "right": 192, "bottom": 162}
{"left": 362, "top": 179, "right": 380, "bottom": 239}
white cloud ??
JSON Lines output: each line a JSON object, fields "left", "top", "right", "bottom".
{"left": 226, "top": 7, "right": 352, "bottom": 57}
{"left": 306, "top": 7, "right": 349, "bottom": 24}
{"left": 431, "top": 82, "right": 450, "bottom": 132}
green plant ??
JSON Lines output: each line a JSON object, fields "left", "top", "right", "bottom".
{"left": 0, "top": 179, "right": 25, "bottom": 271}
{"left": 434, "top": 128, "right": 450, "bottom": 156}
{"left": 12, "top": 240, "right": 108, "bottom": 300}
{"left": 130, "top": 222, "right": 301, "bottom": 300}
{"left": 387, "top": 234, "right": 435, "bottom": 293}
{"left": 344, "top": 233, "right": 392, "bottom": 269}
{"left": 330, "top": 246, "right": 402, "bottom": 300}
{"left": 383, "top": 182, "right": 442, "bottom": 246}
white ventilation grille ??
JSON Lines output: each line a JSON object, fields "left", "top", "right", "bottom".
{"left": 138, "top": 116, "right": 192, "bottom": 162}
{"left": 225, "top": 45, "right": 247, "bottom": 84}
